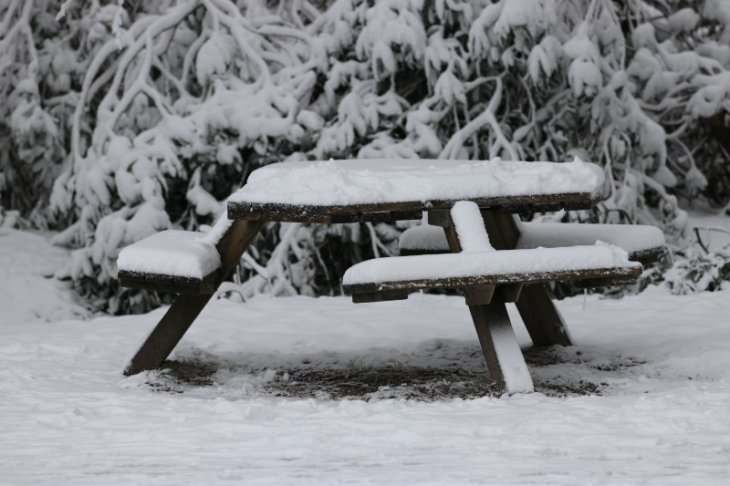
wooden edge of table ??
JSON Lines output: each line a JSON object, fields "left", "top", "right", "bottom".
{"left": 343, "top": 265, "right": 642, "bottom": 296}
{"left": 119, "top": 269, "right": 220, "bottom": 295}
{"left": 399, "top": 248, "right": 450, "bottom": 256}
{"left": 227, "top": 192, "right": 600, "bottom": 223}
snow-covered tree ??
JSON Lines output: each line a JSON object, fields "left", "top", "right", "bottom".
{"left": 1, "top": 0, "right": 729, "bottom": 309}
{"left": 0, "top": 0, "right": 68, "bottom": 222}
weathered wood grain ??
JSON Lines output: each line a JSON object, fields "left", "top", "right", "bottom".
{"left": 351, "top": 289, "right": 409, "bottom": 303}
{"left": 228, "top": 192, "right": 598, "bottom": 223}
{"left": 515, "top": 284, "right": 572, "bottom": 347}
{"left": 343, "top": 265, "right": 641, "bottom": 296}
{"left": 118, "top": 270, "right": 219, "bottom": 295}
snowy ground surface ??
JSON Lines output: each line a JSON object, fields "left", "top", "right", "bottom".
{"left": 2, "top": 228, "right": 730, "bottom": 485}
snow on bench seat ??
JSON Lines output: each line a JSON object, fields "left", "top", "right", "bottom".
{"left": 343, "top": 245, "right": 642, "bottom": 296}
{"left": 399, "top": 222, "right": 666, "bottom": 262}
{"left": 228, "top": 158, "right": 605, "bottom": 222}
{"left": 117, "top": 230, "right": 221, "bottom": 294}
{"left": 516, "top": 222, "right": 666, "bottom": 261}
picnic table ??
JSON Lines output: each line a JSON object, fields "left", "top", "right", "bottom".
{"left": 117, "top": 158, "right": 665, "bottom": 395}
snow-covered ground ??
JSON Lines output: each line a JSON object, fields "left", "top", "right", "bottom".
{"left": 2, "top": 228, "right": 730, "bottom": 485}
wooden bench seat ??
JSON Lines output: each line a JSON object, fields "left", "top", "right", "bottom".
{"left": 343, "top": 246, "right": 642, "bottom": 303}
{"left": 117, "top": 230, "right": 222, "bottom": 295}
{"left": 345, "top": 201, "right": 642, "bottom": 303}
{"left": 399, "top": 221, "right": 666, "bottom": 263}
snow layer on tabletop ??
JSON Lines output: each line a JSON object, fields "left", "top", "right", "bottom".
{"left": 229, "top": 158, "right": 604, "bottom": 206}
{"left": 516, "top": 222, "right": 666, "bottom": 253}
{"left": 344, "top": 244, "right": 639, "bottom": 285}
{"left": 117, "top": 230, "right": 220, "bottom": 279}
{"left": 450, "top": 201, "right": 494, "bottom": 252}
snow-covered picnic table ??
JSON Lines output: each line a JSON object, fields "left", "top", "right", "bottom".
{"left": 118, "top": 158, "right": 664, "bottom": 395}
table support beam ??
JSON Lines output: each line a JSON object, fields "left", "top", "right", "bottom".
{"left": 438, "top": 209, "right": 533, "bottom": 394}
{"left": 124, "top": 294, "right": 215, "bottom": 376}
{"left": 469, "top": 302, "right": 534, "bottom": 394}
{"left": 515, "top": 284, "right": 572, "bottom": 346}
{"left": 124, "top": 219, "right": 264, "bottom": 376}
{"left": 481, "top": 211, "right": 573, "bottom": 347}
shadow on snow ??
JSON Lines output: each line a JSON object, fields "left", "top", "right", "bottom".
{"left": 143, "top": 340, "right": 647, "bottom": 401}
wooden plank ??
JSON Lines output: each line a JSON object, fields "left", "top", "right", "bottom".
{"left": 343, "top": 265, "right": 641, "bottom": 296}
{"left": 469, "top": 302, "right": 534, "bottom": 394}
{"left": 481, "top": 211, "right": 573, "bottom": 347}
{"left": 427, "top": 209, "right": 451, "bottom": 228}
{"left": 574, "top": 276, "right": 642, "bottom": 288}
{"left": 123, "top": 293, "right": 215, "bottom": 376}
{"left": 228, "top": 192, "right": 598, "bottom": 223}
{"left": 352, "top": 289, "right": 409, "bottom": 304}
{"left": 399, "top": 248, "right": 450, "bottom": 256}
{"left": 124, "top": 219, "right": 264, "bottom": 376}
{"left": 514, "top": 284, "right": 572, "bottom": 347}
{"left": 118, "top": 269, "right": 219, "bottom": 295}
{"left": 441, "top": 212, "right": 462, "bottom": 251}
{"left": 492, "top": 283, "right": 523, "bottom": 303}
{"left": 480, "top": 210, "right": 518, "bottom": 248}
{"left": 464, "top": 286, "right": 495, "bottom": 306}
{"left": 390, "top": 210, "right": 424, "bottom": 222}
{"left": 216, "top": 220, "right": 266, "bottom": 270}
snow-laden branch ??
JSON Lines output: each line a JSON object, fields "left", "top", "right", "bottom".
{"left": 15, "top": 0, "right": 727, "bottom": 311}
{"left": 439, "top": 77, "right": 517, "bottom": 160}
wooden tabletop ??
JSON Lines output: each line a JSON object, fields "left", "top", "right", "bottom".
{"left": 227, "top": 159, "right": 607, "bottom": 223}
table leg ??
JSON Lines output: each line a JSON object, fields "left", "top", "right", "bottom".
{"left": 515, "top": 284, "right": 572, "bottom": 346}
{"left": 481, "top": 211, "right": 573, "bottom": 347}
{"left": 124, "top": 293, "right": 215, "bottom": 375}
{"left": 469, "top": 302, "right": 534, "bottom": 394}
{"left": 124, "top": 219, "right": 264, "bottom": 376}
{"left": 436, "top": 211, "right": 533, "bottom": 394}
